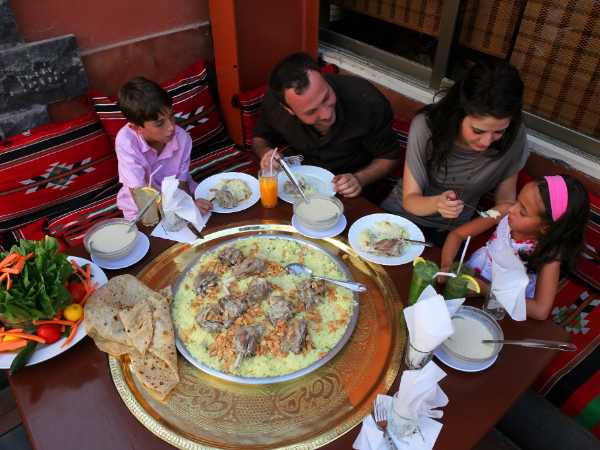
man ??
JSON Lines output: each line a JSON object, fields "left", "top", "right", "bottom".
{"left": 252, "top": 52, "right": 401, "bottom": 198}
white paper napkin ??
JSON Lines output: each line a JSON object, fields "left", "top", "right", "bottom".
{"left": 403, "top": 286, "right": 465, "bottom": 353}
{"left": 151, "top": 216, "right": 210, "bottom": 244}
{"left": 491, "top": 248, "right": 529, "bottom": 321}
{"left": 394, "top": 362, "right": 448, "bottom": 421}
{"left": 161, "top": 175, "right": 209, "bottom": 233}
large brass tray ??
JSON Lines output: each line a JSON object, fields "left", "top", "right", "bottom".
{"left": 110, "top": 220, "right": 406, "bottom": 449}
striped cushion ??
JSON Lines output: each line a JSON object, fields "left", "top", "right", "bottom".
{"left": 0, "top": 112, "right": 118, "bottom": 233}
{"left": 85, "top": 59, "right": 225, "bottom": 149}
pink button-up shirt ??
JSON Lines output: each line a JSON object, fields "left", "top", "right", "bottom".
{"left": 115, "top": 124, "right": 198, "bottom": 219}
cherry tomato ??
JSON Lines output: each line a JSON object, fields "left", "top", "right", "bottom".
{"left": 37, "top": 324, "right": 61, "bottom": 345}
{"left": 63, "top": 304, "right": 83, "bottom": 322}
{"left": 66, "top": 282, "right": 87, "bottom": 304}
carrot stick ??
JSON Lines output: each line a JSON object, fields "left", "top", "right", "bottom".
{"left": 2, "top": 255, "right": 26, "bottom": 274}
{"left": 60, "top": 325, "right": 65, "bottom": 333}
{"left": 69, "top": 259, "right": 84, "bottom": 274}
{"left": 75, "top": 315, "right": 84, "bottom": 326}
{"left": 0, "top": 331, "right": 46, "bottom": 344}
{"left": 0, "top": 252, "right": 17, "bottom": 271}
{"left": 0, "top": 272, "right": 7, "bottom": 282}
{"left": 33, "top": 319, "right": 76, "bottom": 327}
{"left": 5, "top": 274, "right": 11, "bottom": 290}
{"left": 5, "top": 328, "right": 24, "bottom": 333}
{"left": 0, "top": 340, "right": 27, "bottom": 352}
{"left": 78, "top": 283, "right": 98, "bottom": 307}
{"left": 61, "top": 324, "right": 77, "bottom": 348}
{"left": 86, "top": 264, "right": 91, "bottom": 281}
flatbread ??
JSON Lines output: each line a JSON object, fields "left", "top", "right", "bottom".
{"left": 119, "top": 300, "right": 154, "bottom": 356}
{"left": 84, "top": 275, "right": 179, "bottom": 400}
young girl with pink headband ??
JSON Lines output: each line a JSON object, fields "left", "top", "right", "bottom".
{"left": 440, "top": 174, "right": 589, "bottom": 319}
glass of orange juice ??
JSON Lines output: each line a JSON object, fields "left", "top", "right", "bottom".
{"left": 258, "top": 169, "right": 279, "bottom": 208}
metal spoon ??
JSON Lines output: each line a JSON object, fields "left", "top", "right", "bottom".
{"left": 482, "top": 339, "right": 576, "bottom": 351}
{"left": 278, "top": 157, "right": 310, "bottom": 205}
{"left": 127, "top": 190, "right": 161, "bottom": 233}
{"left": 285, "top": 263, "right": 366, "bottom": 292}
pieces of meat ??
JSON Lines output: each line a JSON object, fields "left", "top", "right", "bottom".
{"left": 281, "top": 317, "right": 308, "bottom": 355}
{"left": 244, "top": 278, "right": 272, "bottom": 304}
{"left": 232, "top": 325, "right": 266, "bottom": 368}
{"left": 283, "top": 177, "right": 306, "bottom": 195}
{"left": 194, "top": 271, "right": 219, "bottom": 296}
{"left": 265, "top": 296, "right": 294, "bottom": 326}
{"left": 296, "top": 279, "right": 325, "bottom": 312}
{"left": 210, "top": 186, "right": 238, "bottom": 209}
{"left": 233, "top": 257, "right": 265, "bottom": 279}
{"left": 218, "top": 246, "right": 243, "bottom": 267}
{"left": 195, "top": 306, "right": 224, "bottom": 333}
{"left": 360, "top": 238, "right": 403, "bottom": 257}
{"left": 217, "top": 295, "right": 248, "bottom": 328}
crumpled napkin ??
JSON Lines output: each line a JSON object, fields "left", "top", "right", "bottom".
{"left": 403, "top": 286, "right": 465, "bottom": 353}
{"left": 491, "top": 248, "right": 529, "bottom": 321}
{"left": 394, "top": 362, "right": 448, "bottom": 422}
{"left": 150, "top": 175, "right": 211, "bottom": 243}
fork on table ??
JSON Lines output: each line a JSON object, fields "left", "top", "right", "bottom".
{"left": 372, "top": 396, "right": 398, "bottom": 450}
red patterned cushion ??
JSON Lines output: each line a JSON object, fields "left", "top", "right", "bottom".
{"left": 0, "top": 112, "right": 118, "bottom": 233}
{"left": 85, "top": 59, "right": 225, "bottom": 148}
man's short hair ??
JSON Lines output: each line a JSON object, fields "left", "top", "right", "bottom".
{"left": 117, "top": 77, "right": 173, "bottom": 127}
{"left": 269, "top": 52, "right": 321, "bottom": 108}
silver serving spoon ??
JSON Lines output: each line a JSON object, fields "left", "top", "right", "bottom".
{"left": 285, "top": 263, "right": 366, "bottom": 292}
{"left": 482, "top": 339, "right": 576, "bottom": 351}
{"left": 127, "top": 190, "right": 161, "bottom": 233}
{"left": 278, "top": 157, "right": 310, "bottom": 205}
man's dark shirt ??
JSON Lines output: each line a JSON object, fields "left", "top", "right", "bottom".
{"left": 252, "top": 73, "right": 400, "bottom": 175}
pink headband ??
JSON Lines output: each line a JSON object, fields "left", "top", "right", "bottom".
{"left": 544, "top": 176, "right": 568, "bottom": 221}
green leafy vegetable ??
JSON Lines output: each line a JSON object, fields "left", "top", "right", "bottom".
{"left": 0, "top": 237, "right": 74, "bottom": 322}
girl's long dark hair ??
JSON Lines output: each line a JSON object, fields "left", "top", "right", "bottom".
{"left": 520, "top": 175, "right": 589, "bottom": 274}
{"left": 418, "top": 60, "right": 524, "bottom": 178}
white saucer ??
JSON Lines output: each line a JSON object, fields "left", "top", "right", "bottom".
{"left": 292, "top": 214, "right": 347, "bottom": 239}
{"left": 434, "top": 346, "right": 497, "bottom": 372}
{"left": 91, "top": 233, "right": 150, "bottom": 270}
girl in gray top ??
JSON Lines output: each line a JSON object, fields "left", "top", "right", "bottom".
{"left": 381, "top": 60, "right": 529, "bottom": 247}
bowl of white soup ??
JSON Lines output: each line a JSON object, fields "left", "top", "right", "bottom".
{"left": 84, "top": 218, "right": 139, "bottom": 260}
{"left": 293, "top": 193, "right": 343, "bottom": 231}
{"left": 441, "top": 306, "right": 504, "bottom": 364}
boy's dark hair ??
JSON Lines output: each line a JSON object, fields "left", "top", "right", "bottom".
{"left": 519, "top": 175, "right": 589, "bottom": 274}
{"left": 117, "top": 77, "right": 173, "bottom": 127}
{"left": 418, "top": 60, "right": 524, "bottom": 179}
{"left": 269, "top": 52, "right": 321, "bottom": 108}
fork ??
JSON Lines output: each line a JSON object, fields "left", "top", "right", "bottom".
{"left": 462, "top": 202, "right": 497, "bottom": 218}
{"left": 372, "top": 397, "right": 398, "bottom": 450}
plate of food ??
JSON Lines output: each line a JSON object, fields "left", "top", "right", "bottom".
{"left": 348, "top": 214, "right": 425, "bottom": 266}
{"left": 170, "top": 234, "right": 360, "bottom": 384}
{"left": 277, "top": 165, "right": 336, "bottom": 204}
{"left": 0, "top": 238, "right": 107, "bottom": 371}
{"left": 195, "top": 172, "right": 260, "bottom": 213}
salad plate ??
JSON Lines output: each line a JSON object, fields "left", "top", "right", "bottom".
{"left": 0, "top": 256, "right": 107, "bottom": 369}
{"left": 348, "top": 214, "right": 425, "bottom": 266}
{"left": 277, "top": 165, "right": 335, "bottom": 204}
{"left": 194, "top": 172, "right": 260, "bottom": 213}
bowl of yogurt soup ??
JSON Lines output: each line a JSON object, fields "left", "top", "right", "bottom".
{"left": 83, "top": 218, "right": 139, "bottom": 260}
{"left": 441, "top": 306, "right": 504, "bottom": 364}
{"left": 293, "top": 193, "right": 343, "bottom": 231}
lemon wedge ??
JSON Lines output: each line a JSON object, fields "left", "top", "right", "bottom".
{"left": 413, "top": 257, "right": 426, "bottom": 266}
{"left": 140, "top": 187, "right": 161, "bottom": 203}
{"left": 460, "top": 274, "right": 480, "bottom": 293}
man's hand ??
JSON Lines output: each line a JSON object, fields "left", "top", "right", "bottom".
{"left": 437, "top": 190, "right": 464, "bottom": 218}
{"left": 260, "top": 149, "right": 282, "bottom": 171}
{"left": 332, "top": 173, "right": 362, "bottom": 198}
{"left": 194, "top": 198, "right": 213, "bottom": 215}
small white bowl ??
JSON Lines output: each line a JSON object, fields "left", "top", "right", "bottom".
{"left": 83, "top": 218, "right": 138, "bottom": 260}
{"left": 293, "top": 193, "right": 343, "bottom": 231}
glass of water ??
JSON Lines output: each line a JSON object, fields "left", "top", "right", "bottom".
{"left": 389, "top": 392, "right": 418, "bottom": 439}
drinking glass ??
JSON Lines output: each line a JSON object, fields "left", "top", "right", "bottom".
{"left": 258, "top": 169, "right": 278, "bottom": 208}
{"left": 443, "top": 262, "right": 475, "bottom": 300}
{"left": 158, "top": 201, "right": 186, "bottom": 232}
{"left": 404, "top": 335, "right": 434, "bottom": 370}
{"left": 389, "top": 392, "right": 418, "bottom": 439}
{"left": 407, "top": 260, "right": 439, "bottom": 306}
{"left": 482, "top": 283, "right": 507, "bottom": 320}
{"left": 132, "top": 186, "right": 160, "bottom": 226}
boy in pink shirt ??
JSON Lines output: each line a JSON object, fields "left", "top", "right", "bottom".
{"left": 115, "top": 77, "right": 213, "bottom": 220}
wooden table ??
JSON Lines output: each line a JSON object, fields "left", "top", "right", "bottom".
{"left": 8, "top": 195, "right": 568, "bottom": 449}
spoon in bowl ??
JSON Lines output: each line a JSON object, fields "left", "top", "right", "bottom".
{"left": 285, "top": 263, "right": 366, "bottom": 292}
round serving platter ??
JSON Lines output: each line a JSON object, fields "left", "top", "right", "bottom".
{"left": 109, "top": 220, "right": 405, "bottom": 450}
{"left": 171, "top": 234, "right": 360, "bottom": 385}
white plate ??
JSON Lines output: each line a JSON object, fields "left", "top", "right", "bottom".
{"left": 277, "top": 165, "right": 336, "bottom": 204}
{"left": 348, "top": 214, "right": 425, "bottom": 266}
{"left": 0, "top": 256, "right": 108, "bottom": 369}
{"left": 292, "top": 214, "right": 347, "bottom": 239}
{"left": 91, "top": 232, "right": 150, "bottom": 270}
{"left": 194, "top": 172, "right": 260, "bottom": 213}
{"left": 434, "top": 346, "right": 497, "bottom": 372}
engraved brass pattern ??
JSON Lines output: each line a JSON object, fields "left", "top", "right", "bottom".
{"left": 110, "top": 220, "right": 406, "bottom": 449}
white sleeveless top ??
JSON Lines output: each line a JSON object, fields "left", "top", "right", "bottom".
{"left": 467, "top": 216, "right": 538, "bottom": 297}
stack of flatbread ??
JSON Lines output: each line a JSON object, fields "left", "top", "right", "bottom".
{"left": 84, "top": 275, "right": 178, "bottom": 401}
